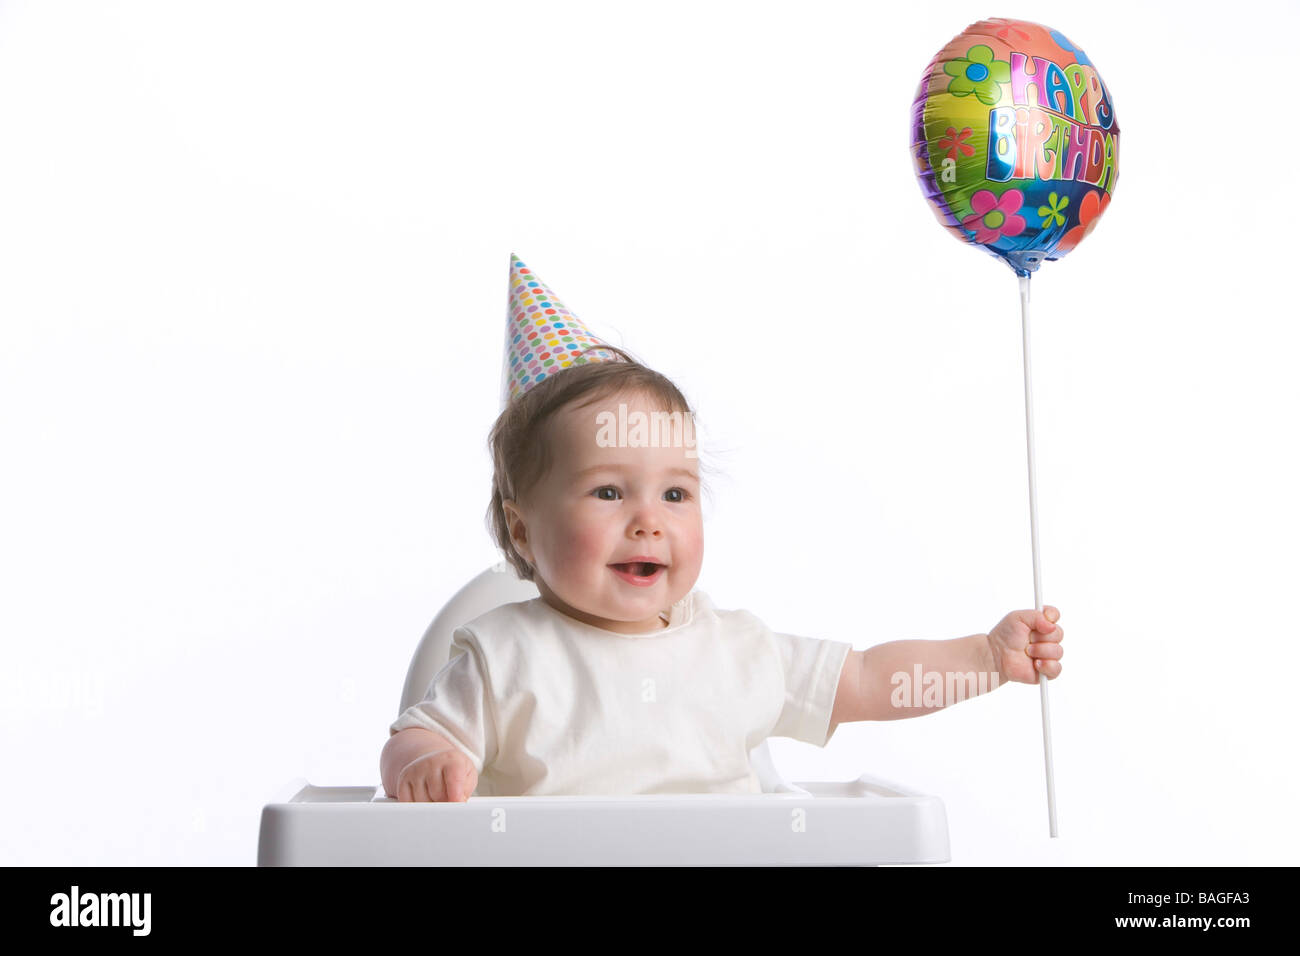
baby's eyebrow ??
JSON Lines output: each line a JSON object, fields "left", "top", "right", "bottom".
{"left": 571, "top": 464, "right": 699, "bottom": 481}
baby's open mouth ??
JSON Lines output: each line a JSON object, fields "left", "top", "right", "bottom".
{"left": 611, "top": 562, "right": 664, "bottom": 577}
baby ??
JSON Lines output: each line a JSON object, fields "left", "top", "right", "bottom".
{"left": 380, "top": 262, "right": 1064, "bottom": 802}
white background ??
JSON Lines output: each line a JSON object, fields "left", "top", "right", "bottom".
{"left": 2, "top": 0, "right": 1296, "bottom": 867}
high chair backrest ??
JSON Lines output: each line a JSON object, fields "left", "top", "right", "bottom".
{"left": 399, "top": 562, "right": 541, "bottom": 714}
{"left": 400, "top": 563, "right": 798, "bottom": 793}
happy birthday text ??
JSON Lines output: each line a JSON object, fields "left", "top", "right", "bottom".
{"left": 986, "top": 52, "right": 1118, "bottom": 191}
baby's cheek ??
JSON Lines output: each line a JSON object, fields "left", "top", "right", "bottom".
{"left": 553, "top": 518, "right": 608, "bottom": 567}
{"left": 674, "top": 516, "right": 705, "bottom": 565}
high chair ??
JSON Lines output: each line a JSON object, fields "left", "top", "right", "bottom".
{"left": 258, "top": 563, "right": 951, "bottom": 865}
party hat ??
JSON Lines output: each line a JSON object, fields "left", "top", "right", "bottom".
{"left": 501, "top": 253, "right": 622, "bottom": 410}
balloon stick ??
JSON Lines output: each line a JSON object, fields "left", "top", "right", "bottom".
{"left": 1018, "top": 273, "right": 1058, "bottom": 838}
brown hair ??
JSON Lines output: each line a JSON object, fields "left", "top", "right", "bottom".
{"left": 486, "top": 345, "right": 705, "bottom": 581}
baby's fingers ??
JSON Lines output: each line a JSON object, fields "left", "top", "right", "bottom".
{"left": 1026, "top": 641, "right": 1063, "bottom": 661}
{"left": 425, "top": 771, "right": 447, "bottom": 802}
{"left": 445, "top": 760, "right": 477, "bottom": 803}
{"left": 1032, "top": 622, "right": 1064, "bottom": 644}
{"left": 398, "top": 776, "right": 426, "bottom": 803}
{"left": 1026, "top": 639, "right": 1063, "bottom": 679}
{"left": 444, "top": 764, "right": 464, "bottom": 803}
{"left": 1032, "top": 658, "right": 1062, "bottom": 678}
{"left": 397, "top": 761, "right": 446, "bottom": 802}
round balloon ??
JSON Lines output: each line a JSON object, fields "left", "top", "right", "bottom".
{"left": 911, "top": 18, "right": 1119, "bottom": 276}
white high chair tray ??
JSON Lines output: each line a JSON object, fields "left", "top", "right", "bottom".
{"left": 257, "top": 774, "right": 950, "bottom": 866}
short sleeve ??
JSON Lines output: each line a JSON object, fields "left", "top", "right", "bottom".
{"left": 388, "top": 629, "right": 497, "bottom": 774}
{"left": 768, "top": 632, "right": 853, "bottom": 747}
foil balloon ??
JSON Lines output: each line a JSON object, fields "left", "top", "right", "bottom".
{"left": 911, "top": 18, "right": 1119, "bottom": 276}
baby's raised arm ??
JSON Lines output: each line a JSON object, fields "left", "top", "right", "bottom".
{"left": 381, "top": 727, "right": 478, "bottom": 802}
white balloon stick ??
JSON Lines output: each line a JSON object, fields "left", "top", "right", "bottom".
{"left": 1019, "top": 273, "right": 1059, "bottom": 839}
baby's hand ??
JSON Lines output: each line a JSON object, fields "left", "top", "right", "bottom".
{"left": 986, "top": 606, "right": 1064, "bottom": 684}
{"left": 395, "top": 747, "right": 479, "bottom": 802}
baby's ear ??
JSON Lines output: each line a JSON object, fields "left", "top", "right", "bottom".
{"left": 501, "top": 499, "right": 531, "bottom": 558}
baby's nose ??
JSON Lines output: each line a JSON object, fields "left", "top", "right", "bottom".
{"left": 629, "top": 504, "right": 664, "bottom": 537}
{"left": 632, "top": 517, "right": 663, "bottom": 536}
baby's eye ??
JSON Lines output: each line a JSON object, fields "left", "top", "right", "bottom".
{"left": 593, "top": 486, "right": 621, "bottom": 501}
{"left": 664, "top": 488, "right": 691, "bottom": 503}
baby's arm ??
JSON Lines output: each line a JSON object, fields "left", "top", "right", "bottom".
{"left": 829, "top": 606, "right": 1063, "bottom": 728}
{"left": 381, "top": 728, "right": 478, "bottom": 802}
{"left": 382, "top": 634, "right": 493, "bottom": 801}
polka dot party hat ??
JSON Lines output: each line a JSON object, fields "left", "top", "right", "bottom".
{"left": 500, "top": 253, "right": 622, "bottom": 410}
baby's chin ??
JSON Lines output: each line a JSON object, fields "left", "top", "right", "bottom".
{"left": 571, "top": 585, "right": 678, "bottom": 625}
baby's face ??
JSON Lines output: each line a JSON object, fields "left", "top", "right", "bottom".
{"left": 506, "top": 390, "right": 703, "bottom": 634}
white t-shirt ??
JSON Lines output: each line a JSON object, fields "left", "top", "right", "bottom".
{"left": 388, "top": 589, "right": 853, "bottom": 796}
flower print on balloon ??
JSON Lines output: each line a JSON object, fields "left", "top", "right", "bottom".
{"left": 1054, "top": 189, "right": 1111, "bottom": 254}
{"left": 962, "top": 188, "right": 1026, "bottom": 245}
{"left": 1037, "top": 192, "right": 1069, "bottom": 229}
{"left": 994, "top": 22, "right": 1032, "bottom": 44}
{"left": 1050, "top": 30, "right": 1092, "bottom": 67}
{"left": 937, "top": 126, "right": 975, "bottom": 162}
{"left": 944, "top": 45, "right": 1011, "bottom": 106}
